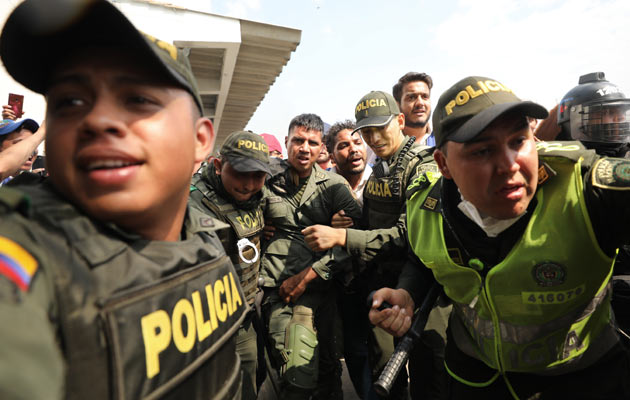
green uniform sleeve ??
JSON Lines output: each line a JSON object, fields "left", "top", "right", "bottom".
{"left": 345, "top": 209, "right": 408, "bottom": 263}
{"left": 0, "top": 215, "right": 64, "bottom": 400}
{"left": 311, "top": 246, "right": 351, "bottom": 280}
{"left": 344, "top": 154, "right": 432, "bottom": 262}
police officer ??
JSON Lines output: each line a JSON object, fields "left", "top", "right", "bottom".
{"left": 0, "top": 1, "right": 246, "bottom": 399}
{"left": 557, "top": 71, "right": 630, "bottom": 337}
{"left": 303, "top": 91, "right": 446, "bottom": 399}
{"left": 260, "top": 113, "right": 362, "bottom": 399}
{"left": 190, "top": 130, "right": 271, "bottom": 399}
{"left": 370, "top": 75, "right": 630, "bottom": 399}
{"left": 557, "top": 72, "right": 630, "bottom": 157}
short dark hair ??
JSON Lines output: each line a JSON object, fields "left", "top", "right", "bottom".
{"left": 392, "top": 72, "right": 433, "bottom": 103}
{"left": 325, "top": 120, "right": 356, "bottom": 153}
{"left": 288, "top": 113, "right": 324, "bottom": 138}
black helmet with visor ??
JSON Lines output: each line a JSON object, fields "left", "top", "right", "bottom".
{"left": 558, "top": 72, "right": 630, "bottom": 146}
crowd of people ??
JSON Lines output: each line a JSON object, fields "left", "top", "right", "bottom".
{"left": 0, "top": 1, "right": 629, "bottom": 400}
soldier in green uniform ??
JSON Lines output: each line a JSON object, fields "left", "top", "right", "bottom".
{"left": 0, "top": 1, "right": 246, "bottom": 399}
{"left": 370, "top": 75, "right": 630, "bottom": 399}
{"left": 190, "top": 130, "right": 271, "bottom": 399}
{"left": 303, "top": 91, "right": 447, "bottom": 399}
{"left": 260, "top": 113, "right": 362, "bottom": 399}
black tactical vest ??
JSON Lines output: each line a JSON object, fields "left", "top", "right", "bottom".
{"left": 363, "top": 137, "right": 436, "bottom": 276}
{"left": 14, "top": 184, "right": 246, "bottom": 400}
{"left": 191, "top": 174, "right": 264, "bottom": 305}
{"left": 364, "top": 137, "right": 436, "bottom": 228}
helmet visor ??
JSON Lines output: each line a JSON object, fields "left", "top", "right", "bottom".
{"left": 572, "top": 100, "right": 630, "bottom": 143}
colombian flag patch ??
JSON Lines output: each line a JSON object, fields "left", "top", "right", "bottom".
{"left": 0, "top": 237, "right": 38, "bottom": 291}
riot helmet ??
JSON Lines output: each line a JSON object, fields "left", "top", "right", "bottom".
{"left": 558, "top": 72, "right": 630, "bottom": 146}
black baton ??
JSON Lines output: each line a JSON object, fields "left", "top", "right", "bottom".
{"left": 369, "top": 281, "right": 442, "bottom": 397}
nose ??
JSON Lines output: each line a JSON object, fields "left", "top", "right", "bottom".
{"left": 79, "top": 96, "right": 127, "bottom": 139}
{"left": 369, "top": 130, "right": 383, "bottom": 144}
{"left": 242, "top": 178, "right": 253, "bottom": 191}
{"left": 496, "top": 148, "right": 520, "bottom": 175}
{"left": 298, "top": 140, "right": 310, "bottom": 152}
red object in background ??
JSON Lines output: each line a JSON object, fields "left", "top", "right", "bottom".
{"left": 8, "top": 93, "right": 24, "bottom": 118}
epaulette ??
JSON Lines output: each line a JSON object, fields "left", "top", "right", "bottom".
{"left": 0, "top": 187, "right": 31, "bottom": 216}
{"left": 536, "top": 140, "right": 587, "bottom": 162}
{"left": 406, "top": 169, "right": 440, "bottom": 200}
{"left": 536, "top": 140, "right": 599, "bottom": 181}
{"left": 315, "top": 169, "right": 328, "bottom": 180}
{"left": 411, "top": 145, "right": 436, "bottom": 162}
{"left": 418, "top": 178, "right": 443, "bottom": 212}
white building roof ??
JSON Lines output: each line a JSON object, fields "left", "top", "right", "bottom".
{"left": 113, "top": 0, "right": 301, "bottom": 146}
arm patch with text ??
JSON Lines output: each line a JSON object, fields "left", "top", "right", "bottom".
{"left": 591, "top": 158, "right": 630, "bottom": 190}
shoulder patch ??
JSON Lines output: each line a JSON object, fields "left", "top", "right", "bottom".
{"left": 591, "top": 157, "right": 630, "bottom": 190}
{"left": 0, "top": 236, "right": 38, "bottom": 291}
{"left": 537, "top": 161, "right": 557, "bottom": 186}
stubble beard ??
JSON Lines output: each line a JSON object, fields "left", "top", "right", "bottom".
{"left": 405, "top": 117, "right": 428, "bottom": 129}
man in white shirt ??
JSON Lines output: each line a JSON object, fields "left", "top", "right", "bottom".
{"left": 326, "top": 120, "right": 371, "bottom": 207}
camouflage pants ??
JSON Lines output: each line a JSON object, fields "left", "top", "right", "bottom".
{"left": 236, "top": 314, "right": 258, "bottom": 400}
{"left": 263, "top": 285, "right": 339, "bottom": 400}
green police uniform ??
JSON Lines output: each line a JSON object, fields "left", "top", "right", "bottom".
{"left": 345, "top": 135, "right": 437, "bottom": 282}
{"left": 0, "top": 1, "right": 246, "bottom": 399}
{"left": 189, "top": 130, "right": 271, "bottom": 400}
{"left": 0, "top": 183, "right": 246, "bottom": 400}
{"left": 344, "top": 91, "right": 448, "bottom": 399}
{"left": 401, "top": 142, "right": 630, "bottom": 398}
{"left": 261, "top": 162, "right": 362, "bottom": 399}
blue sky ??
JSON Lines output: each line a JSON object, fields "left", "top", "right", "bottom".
{"left": 185, "top": 0, "right": 630, "bottom": 152}
{"left": 203, "top": 0, "right": 629, "bottom": 153}
{"left": 5, "top": 0, "right": 626, "bottom": 154}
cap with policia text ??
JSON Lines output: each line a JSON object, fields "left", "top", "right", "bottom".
{"left": 220, "top": 131, "right": 271, "bottom": 174}
{"left": 0, "top": 0, "right": 204, "bottom": 114}
{"left": 433, "top": 76, "right": 548, "bottom": 147}
{"left": 353, "top": 91, "right": 401, "bottom": 133}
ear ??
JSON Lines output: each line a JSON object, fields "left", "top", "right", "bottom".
{"left": 433, "top": 148, "right": 452, "bottom": 179}
{"left": 397, "top": 113, "right": 405, "bottom": 131}
{"left": 194, "top": 117, "right": 215, "bottom": 164}
{"left": 284, "top": 135, "right": 289, "bottom": 148}
{"left": 212, "top": 157, "right": 222, "bottom": 175}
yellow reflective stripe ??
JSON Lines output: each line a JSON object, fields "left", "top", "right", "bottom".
{"left": 455, "top": 283, "right": 611, "bottom": 345}
{"left": 501, "top": 374, "right": 522, "bottom": 400}
{"left": 443, "top": 360, "right": 500, "bottom": 388}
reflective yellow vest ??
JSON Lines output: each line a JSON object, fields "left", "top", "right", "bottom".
{"left": 407, "top": 149, "right": 617, "bottom": 378}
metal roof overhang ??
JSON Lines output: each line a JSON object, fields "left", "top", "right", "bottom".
{"left": 113, "top": 0, "right": 301, "bottom": 147}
